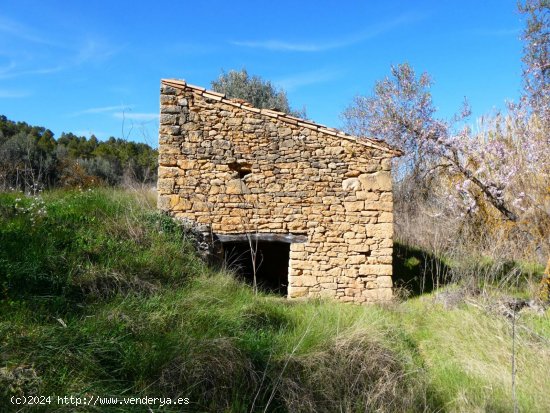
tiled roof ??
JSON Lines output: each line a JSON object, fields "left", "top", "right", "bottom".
{"left": 161, "top": 79, "right": 402, "bottom": 156}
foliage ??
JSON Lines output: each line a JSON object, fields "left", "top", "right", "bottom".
{"left": 519, "top": 0, "right": 550, "bottom": 122}
{"left": 343, "top": 63, "right": 435, "bottom": 173}
{"left": 342, "top": 63, "right": 538, "bottom": 222}
{"left": 0, "top": 115, "right": 158, "bottom": 192}
{"left": 342, "top": 1, "right": 549, "bottom": 288}
{"left": 211, "top": 69, "right": 306, "bottom": 118}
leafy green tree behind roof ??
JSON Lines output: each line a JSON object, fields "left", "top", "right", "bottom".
{"left": 211, "top": 69, "right": 306, "bottom": 118}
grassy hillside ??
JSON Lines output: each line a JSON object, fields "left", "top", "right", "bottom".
{"left": 1, "top": 189, "right": 549, "bottom": 412}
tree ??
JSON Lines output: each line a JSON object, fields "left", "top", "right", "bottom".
{"left": 0, "top": 115, "right": 159, "bottom": 190}
{"left": 342, "top": 64, "right": 437, "bottom": 177}
{"left": 342, "top": 63, "right": 525, "bottom": 222}
{"left": 342, "top": 1, "right": 549, "bottom": 225}
{"left": 518, "top": 0, "right": 549, "bottom": 121}
{"left": 211, "top": 69, "right": 306, "bottom": 118}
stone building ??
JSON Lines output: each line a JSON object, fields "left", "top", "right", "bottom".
{"left": 157, "top": 79, "right": 401, "bottom": 303}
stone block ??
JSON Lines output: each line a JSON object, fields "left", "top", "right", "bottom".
{"left": 377, "top": 276, "right": 393, "bottom": 288}
{"left": 348, "top": 244, "right": 370, "bottom": 253}
{"left": 378, "top": 212, "right": 393, "bottom": 223}
{"left": 359, "top": 264, "right": 393, "bottom": 276}
{"left": 358, "top": 171, "right": 392, "bottom": 192}
{"left": 288, "top": 286, "right": 309, "bottom": 298}
{"left": 356, "top": 191, "right": 379, "bottom": 201}
{"left": 348, "top": 255, "right": 366, "bottom": 265}
{"left": 226, "top": 179, "right": 250, "bottom": 194}
{"left": 342, "top": 177, "right": 360, "bottom": 191}
{"left": 290, "top": 251, "right": 307, "bottom": 260}
{"left": 344, "top": 201, "right": 364, "bottom": 212}
{"left": 157, "top": 82, "right": 398, "bottom": 304}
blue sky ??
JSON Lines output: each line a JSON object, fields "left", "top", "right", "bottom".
{"left": 0, "top": 0, "right": 524, "bottom": 147}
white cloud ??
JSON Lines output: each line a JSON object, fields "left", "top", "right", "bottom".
{"left": 0, "top": 65, "right": 65, "bottom": 79}
{"left": 275, "top": 68, "right": 344, "bottom": 91}
{"left": 0, "top": 16, "right": 61, "bottom": 47}
{"left": 75, "top": 38, "right": 120, "bottom": 65}
{"left": 231, "top": 13, "right": 424, "bottom": 52}
{"left": 0, "top": 16, "right": 118, "bottom": 79}
{"left": 231, "top": 40, "right": 330, "bottom": 52}
{"left": 71, "top": 104, "right": 135, "bottom": 116}
{"left": 0, "top": 60, "right": 16, "bottom": 75}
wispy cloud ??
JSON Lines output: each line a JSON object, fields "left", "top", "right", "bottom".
{"left": 0, "top": 89, "right": 30, "bottom": 98}
{"left": 113, "top": 112, "right": 159, "bottom": 121}
{"left": 231, "top": 40, "right": 329, "bottom": 52}
{"left": 0, "top": 16, "right": 62, "bottom": 47}
{"left": 0, "top": 16, "right": 118, "bottom": 79}
{"left": 275, "top": 68, "right": 344, "bottom": 91}
{"left": 231, "top": 13, "right": 423, "bottom": 52}
{"left": 71, "top": 104, "right": 135, "bottom": 117}
{"left": 70, "top": 105, "right": 156, "bottom": 122}
{"left": 0, "top": 65, "right": 65, "bottom": 79}
{"left": 0, "top": 60, "right": 16, "bottom": 75}
{"left": 75, "top": 38, "right": 120, "bottom": 65}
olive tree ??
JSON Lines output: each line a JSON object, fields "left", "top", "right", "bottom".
{"left": 211, "top": 69, "right": 306, "bottom": 118}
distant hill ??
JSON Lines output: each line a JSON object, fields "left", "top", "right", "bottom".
{"left": 0, "top": 115, "right": 158, "bottom": 192}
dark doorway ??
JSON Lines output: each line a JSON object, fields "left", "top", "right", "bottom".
{"left": 222, "top": 241, "right": 290, "bottom": 296}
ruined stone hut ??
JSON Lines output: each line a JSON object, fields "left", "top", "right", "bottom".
{"left": 157, "top": 79, "right": 402, "bottom": 303}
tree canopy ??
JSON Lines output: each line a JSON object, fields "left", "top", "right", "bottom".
{"left": 341, "top": 1, "right": 549, "bottom": 224}
{"left": 519, "top": 0, "right": 549, "bottom": 121}
{"left": 0, "top": 115, "right": 158, "bottom": 192}
{"left": 211, "top": 69, "right": 306, "bottom": 118}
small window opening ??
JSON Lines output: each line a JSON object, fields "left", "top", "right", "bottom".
{"left": 223, "top": 241, "right": 290, "bottom": 296}
{"left": 228, "top": 161, "right": 252, "bottom": 179}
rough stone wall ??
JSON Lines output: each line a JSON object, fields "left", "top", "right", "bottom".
{"left": 157, "top": 80, "right": 396, "bottom": 303}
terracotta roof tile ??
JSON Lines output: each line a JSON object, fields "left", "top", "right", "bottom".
{"left": 284, "top": 114, "right": 304, "bottom": 122}
{"left": 322, "top": 128, "right": 338, "bottom": 137}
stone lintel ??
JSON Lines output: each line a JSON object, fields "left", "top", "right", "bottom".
{"left": 216, "top": 232, "right": 308, "bottom": 244}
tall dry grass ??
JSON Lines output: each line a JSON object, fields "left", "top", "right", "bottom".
{"left": 394, "top": 177, "right": 547, "bottom": 298}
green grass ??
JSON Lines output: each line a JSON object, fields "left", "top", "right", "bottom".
{"left": 1, "top": 188, "right": 549, "bottom": 412}
{"left": 0, "top": 188, "right": 206, "bottom": 306}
